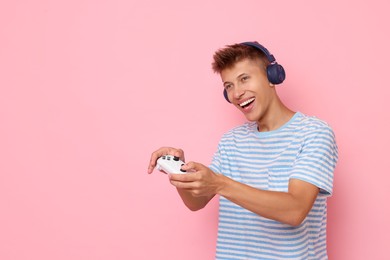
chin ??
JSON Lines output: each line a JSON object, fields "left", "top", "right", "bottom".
{"left": 244, "top": 114, "right": 258, "bottom": 122}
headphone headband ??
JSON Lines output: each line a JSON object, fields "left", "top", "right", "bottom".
{"left": 240, "top": 41, "right": 276, "bottom": 63}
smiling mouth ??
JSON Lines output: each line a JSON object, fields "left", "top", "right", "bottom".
{"left": 239, "top": 98, "right": 255, "bottom": 108}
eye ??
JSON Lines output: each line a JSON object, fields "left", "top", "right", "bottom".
{"left": 241, "top": 75, "right": 250, "bottom": 82}
{"left": 224, "top": 83, "right": 233, "bottom": 90}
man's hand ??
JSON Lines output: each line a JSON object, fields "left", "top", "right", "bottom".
{"left": 148, "top": 147, "right": 185, "bottom": 174}
{"left": 148, "top": 150, "right": 216, "bottom": 211}
{"left": 168, "top": 162, "right": 223, "bottom": 198}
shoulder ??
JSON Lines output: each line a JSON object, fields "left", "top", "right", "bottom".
{"left": 295, "top": 112, "right": 335, "bottom": 137}
{"left": 293, "top": 113, "right": 338, "bottom": 155}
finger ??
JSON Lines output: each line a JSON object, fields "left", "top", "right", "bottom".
{"left": 173, "top": 148, "right": 185, "bottom": 162}
{"left": 181, "top": 161, "right": 204, "bottom": 172}
{"left": 168, "top": 172, "right": 199, "bottom": 182}
{"left": 169, "top": 177, "right": 196, "bottom": 189}
{"left": 148, "top": 147, "right": 170, "bottom": 173}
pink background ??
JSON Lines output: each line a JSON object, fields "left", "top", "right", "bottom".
{"left": 1, "top": 1, "right": 389, "bottom": 259}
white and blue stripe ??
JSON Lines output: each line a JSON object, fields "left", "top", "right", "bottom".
{"left": 209, "top": 112, "right": 338, "bottom": 259}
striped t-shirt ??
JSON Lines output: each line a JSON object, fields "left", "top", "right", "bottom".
{"left": 209, "top": 112, "right": 338, "bottom": 260}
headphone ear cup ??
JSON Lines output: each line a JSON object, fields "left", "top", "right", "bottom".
{"left": 223, "top": 89, "right": 231, "bottom": 103}
{"left": 267, "top": 63, "right": 286, "bottom": 85}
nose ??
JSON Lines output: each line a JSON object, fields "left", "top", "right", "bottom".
{"left": 232, "top": 85, "right": 245, "bottom": 101}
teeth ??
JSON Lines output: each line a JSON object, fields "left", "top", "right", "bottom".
{"left": 239, "top": 98, "right": 255, "bottom": 107}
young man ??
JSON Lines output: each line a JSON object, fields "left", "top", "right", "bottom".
{"left": 148, "top": 41, "right": 338, "bottom": 259}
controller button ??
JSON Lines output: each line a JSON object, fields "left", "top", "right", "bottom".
{"left": 173, "top": 156, "right": 180, "bottom": 161}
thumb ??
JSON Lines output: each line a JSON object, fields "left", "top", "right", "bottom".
{"left": 181, "top": 161, "right": 204, "bottom": 172}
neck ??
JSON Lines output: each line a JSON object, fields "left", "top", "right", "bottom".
{"left": 257, "top": 98, "right": 295, "bottom": 132}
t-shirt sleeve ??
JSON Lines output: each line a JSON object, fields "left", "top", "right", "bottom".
{"left": 290, "top": 125, "right": 339, "bottom": 196}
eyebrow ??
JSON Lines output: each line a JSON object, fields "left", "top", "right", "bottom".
{"left": 236, "top": 73, "right": 248, "bottom": 79}
{"left": 223, "top": 73, "right": 248, "bottom": 84}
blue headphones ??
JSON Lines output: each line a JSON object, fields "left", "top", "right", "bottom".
{"left": 223, "top": 41, "right": 286, "bottom": 103}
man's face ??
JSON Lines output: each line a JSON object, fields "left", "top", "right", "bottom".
{"left": 221, "top": 58, "right": 276, "bottom": 122}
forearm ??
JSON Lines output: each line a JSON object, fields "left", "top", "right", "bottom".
{"left": 217, "top": 174, "right": 318, "bottom": 226}
{"left": 176, "top": 188, "right": 215, "bottom": 211}
{"left": 168, "top": 162, "right": 318, "bottom": 224}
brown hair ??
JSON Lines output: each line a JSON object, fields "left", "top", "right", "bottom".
{"left": 211, "top": 43, "right": 269, "bottom": 74}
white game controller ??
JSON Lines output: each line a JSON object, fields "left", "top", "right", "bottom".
{"left": 156, "top": 155, "right": 187, "bottom": 174}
